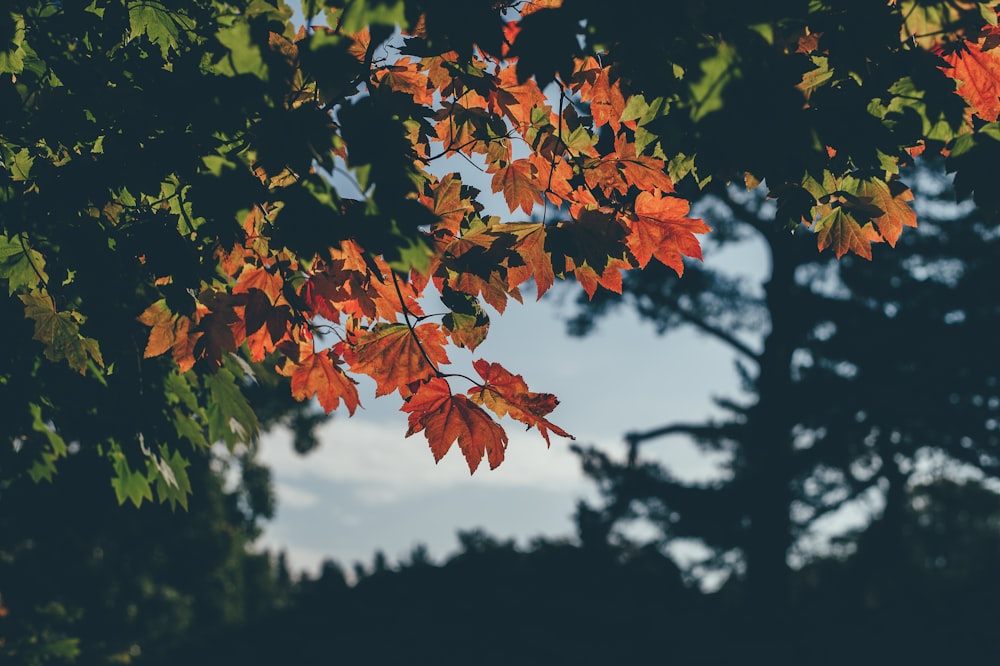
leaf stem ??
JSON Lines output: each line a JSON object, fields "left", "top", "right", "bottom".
{"left": 391, "top": 270, "right": 445, "bottom": 378}
{"left": 17, "top": 233, "right": 48, "bottom": 290}
{"left": 390, "top": 271, "right": 485, "bottom": 390}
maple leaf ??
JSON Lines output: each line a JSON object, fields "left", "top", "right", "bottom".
{"left": 424, "top": 172, "right": 481, "bottom": 235}
{"left": 440, "top": 286, "right": 490, "bottom": 350}
{"left": 278, "top": 342, "right": 360, "bottom": 414}
{"left": 814, "top": 207, "right": 883, "bottom": 259}
{"left": 581, "top": 137, "right": 674, "bottom": 197}
{"left": 325, "top": 242, "right": 424, "bottom": 321}
{"left": 841, "top": 176, "right": 917, "bottom": 246}
{"left": 337, "top": 322, "right": 450, "bottom": 396}
{"left": 431, "top": 217, "right": 523, "bottom": 313}
{"left": 190, "top": 291, "right": 244, "bottom": 368}
{"left": 138, "top": 299, "right": 189, "bottom": 358}
{"left": 402, "top": 377, "right": 508, "bottom": 473}
{"left": 492, "top": 159, "right": 544, "bottom": 214}
{"left": 544, "top": 209, "right": 632, "bottom": 297}
{"left": 233, "top": 265, "right": 284, "bottom": 303}
{"left": 528, "top": 152, "right": 575, "bottom": 205}
{"left": 469, "top": 360, "right": 573, "bottom": 446}
{"left": 300, "top": 270, "right": 346, "bottom": 323}
{"left": 569, "top": 256, "right": 629, "bottom": 298}
{"left": 375, "top": 57, "right": 434, "bottom": 105}
{"left": 571, "top": 58, "right": 626, "bottom": 132}
{"left": 490, "top": 64, "right": 546, "bottom": 130}
{"left": 941, "top": 38, "right": 1000, "bottom": 121}
{"left": 627, "top": 190, "right": 712, "bottom": 276}
{"left": 0, "top": 233, "right": 48, "bottom": 295}
{"left": 504, "top": 222, "right": 556, "bottom": 297}
{"left": 21, "top": 291, "right": 104, "bottom": 374}
{"left": 519, "top": 0, "right": 563, "bottom": 17}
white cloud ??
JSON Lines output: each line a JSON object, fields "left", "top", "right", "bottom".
{"left": 272, "top": 481, "right": 321, "bottom": 509}
{"left": 259, "top": 415, "right": 591, "bottom": 507}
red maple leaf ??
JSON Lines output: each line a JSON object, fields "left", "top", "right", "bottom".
{"left": 468, "top": 359, "right": 573, "bottom": 446}
{"left": 402, "top": 377, "right": 508, "bottom": 473}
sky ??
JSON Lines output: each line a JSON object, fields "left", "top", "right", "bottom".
{"left": 256, "top": 237, "right": 769, "bottom": 575}
{"left": 254, "top": 7, "right": 772, "bottom": 576}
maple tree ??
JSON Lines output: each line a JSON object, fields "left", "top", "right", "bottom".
{"left": 2, "top": 0, "right": 1000, "bottom": 504}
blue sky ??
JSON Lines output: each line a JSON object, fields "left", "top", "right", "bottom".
{"left": 257, "top": 240, "right": 767, "bottom": 574}
{"left": 257, "top": 7, "right": 771, "bottom": 574}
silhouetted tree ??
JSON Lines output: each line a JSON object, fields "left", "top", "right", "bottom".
{"left": 569, "top": 165, "right": 1000, "bottom": 625}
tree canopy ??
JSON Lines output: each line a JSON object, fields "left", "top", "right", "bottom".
{"left": 2, "top": 0, "right": 999, "bottom": 503}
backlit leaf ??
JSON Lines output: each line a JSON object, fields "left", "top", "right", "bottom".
{"left": 402, "top": 377, "right": 508, "bottom": 473}
{"left": 814, "top": 207, "right": 883, "bottom": 259}
{"left": 20, "top": 292, "right": 103, "bottom": 374}
{"left": 338, "top": 322, "right": 450, "bottom": 396}
{"left": 627, "top": 191, "right": 711, "bottom": 275}
{"left": 279, "top": 342, "right": 361, "bottom": 414}
{"left": 469, "top": 359, "right": 573, "bottom": 446}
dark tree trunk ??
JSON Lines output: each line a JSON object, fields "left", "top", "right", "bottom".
{"left": 740, "top": 232, "right": 802, "bottom": 633}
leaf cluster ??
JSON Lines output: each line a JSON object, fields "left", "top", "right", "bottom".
{"left": 1, "top": 0, "right": 997, "bottom": 502}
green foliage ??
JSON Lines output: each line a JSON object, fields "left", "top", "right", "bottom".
{"left": 1, "top": 0, "right": 997, "bottom": 506}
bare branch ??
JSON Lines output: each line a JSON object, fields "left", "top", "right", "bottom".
{"left": 672, "top": 304, "right": 762, "bottom": 363}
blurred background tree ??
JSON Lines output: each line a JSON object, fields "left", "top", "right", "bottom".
{"left": 568, "top": 161, "right": 1000, "bottom": 651}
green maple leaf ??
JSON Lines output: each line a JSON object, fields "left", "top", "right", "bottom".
{"left": 111, "top": 452, "right": 154, "bottom": 508}
{"left": 128, "top": 1, "right": 187, "bottom": 58}
{"left": 0, "top": 233, "right": 47, "bottom": 295}
{"left": 151, "top": 444, "right": 192, "bottom": 510}
{"left": 19, "top": 291, "right": 104, "bottom": 374}
{"left": 205, "top": 365, "right": 259, "bottom": 449}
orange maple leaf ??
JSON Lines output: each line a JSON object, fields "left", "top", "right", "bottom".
{"left": 569, "top": 256, "right": 628, "bottom": 298}
{"left": 492, "top": 159, "right": 544, "bottom": 214}
{"left": 571, "top": 58, "right": 626, "bottom": 132}
{"left": 278, "top": 342, "right": 360, "bottom": 414}
{"left": 424, "top": 173, "right": 480, "bottom": 235}
{"left": 326, "top": 242, "right": 424, "bottom": 321}
{"left": 138, "top": 299, "right": 199, "bottom": 372}
{"left": 504, "top": 222, "right": 556, "bottom": 298}
{"left": 814, "top": 207, "right": 883, "bottom": 259}
{"left": 614, "top": 135, "right": 675, "bottom": 193}
{"left": 402, "top": 377, "right": 508, "bottom": 473}
{"left": 233, "top": 265, "right": 284, "bottom": 303}
{"left": 375, "top": 58, "right": 434, "bottom": 106}
{"left": 942, "top": 38, "right": 1000, "bottom": 121}
{"left": 337, "top": 322, "right": 449, "bottom": 396}
{"left": 519, "top": 0, "right": 563, "bottom": 17}
{"left": 491, "top": 65, "right": 548, "bottom": 130}
{"left": 469, "top": 360, "right": 573, "bottom": 446}
{"left": 627, "top": 191, "right": 711, "bottom": 275}
{"left": 528, "top": 152, "right": 575, "bottom": 204}
{"left": 850, "top": 178, "right": 917, "bottom": 246}
{"left": 138, "top": 299, "right": 187, "bottom": 358}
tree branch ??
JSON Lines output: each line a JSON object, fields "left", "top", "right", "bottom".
{"left": 671, "top": 303, "right": 762, "bottom": 363}
{"left": 624, "top": 421, "right": 734, "bottom": 467}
